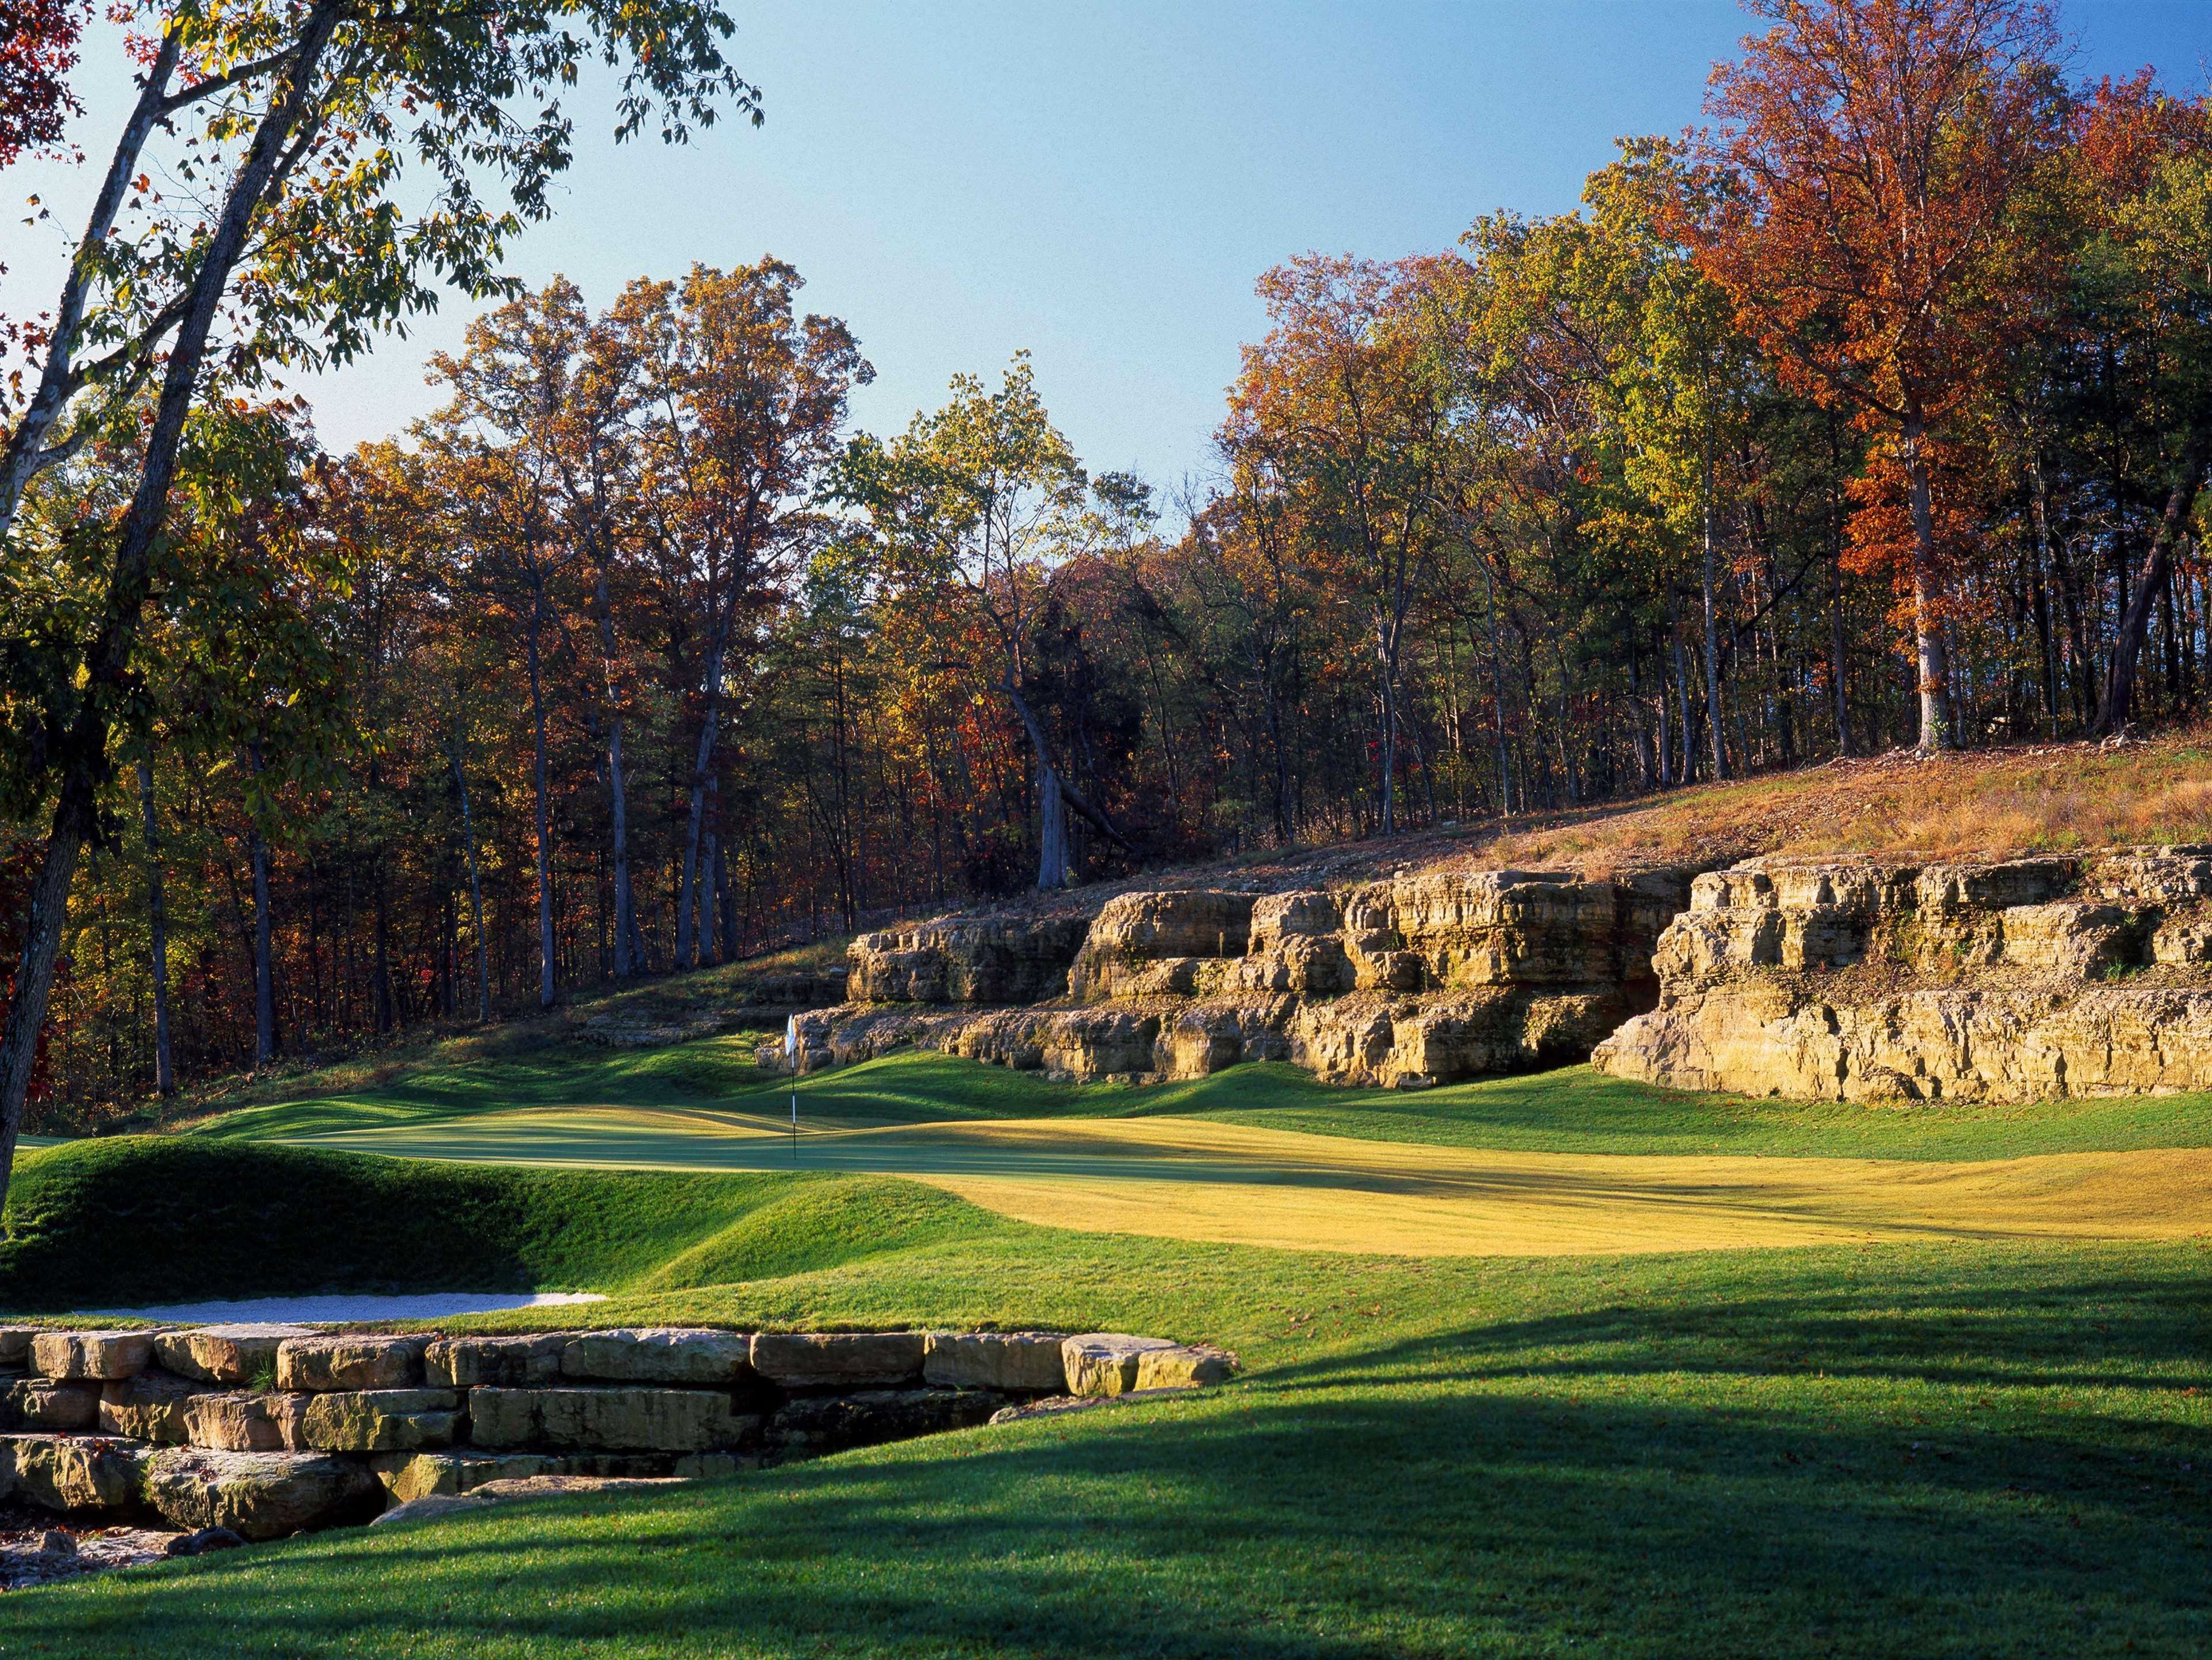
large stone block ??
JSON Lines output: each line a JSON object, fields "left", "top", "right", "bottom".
{"left": 154, "top": 1324, "right": 319, "bottom": 1386}
{"left": 1061, "top": 1334, "right": 1178, "bottom": 1397}
{"left": 300, "top": 1389, "right": 462, "bottom": 1453}
{"left": 750, "top": 1332, "right": 925, "bottom": 1390}
{"left": 1132, "top": 1344, "right": 1238, "bottom": 1390}
{"left": 2, "top": 1379, "right": 100, "bottom": 1431}
{"left": 277, "top": 1335, "right": 425, "bottom": 1391}
{"left": 0, "top": 1328, "right": 34, "bottom": 1368}
{"left": 99, "top": 1370, "right": 208, "bottom": 1443}
{"left": 921, "top": 1331, "right": 1068, "bottom": 1393}
{"left": 145, "top": 1448, "right": 381, "bottom": 1541}
{"left": 2, "top": 1432, "right": 152, "bottom": 1513}
{"left": 370, "top": 1450, "right": 564, "bottom": 1503}
{"left": 849, "top": 916, "right": 1089, "bottom": 1004}
{"left": 560, "top": 1329, "right": 753, "bottom": 1386}
{"left": 467, "top": 1386, "right": 757, "bottom": 1453}
{"left": 183, "top": 1390, "right": 310, "bottom": 1452}
{"left": 425, "top": 1333, "right": 567, "bottom": 1389}
{"left": 31, "top": 1330, "right": 153, "bottom": 1382}
{"left": 767, "top": 1389, "right": 1006, "bottom": 1459}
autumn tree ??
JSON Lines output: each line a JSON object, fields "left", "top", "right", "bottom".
{"left": 840, "top": 357, "right": 1141, "bottom": 891}
{"left": 0, "top": 0, "right": 758, "bottom": 1204}
{"left": 1691, "top": 0, "right": 2067, "bottom": 753}
{"left": 1224, "top": 256, "right": 1456, "bottom": 834}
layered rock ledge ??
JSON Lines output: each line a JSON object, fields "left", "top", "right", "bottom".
{"left": 1592, "top": 848, "right": 2212, "bottom": 1102}
{"left": 792, "top": 867, "right": 1695, "bottom": 1089}
{"left": 0, "top": 1322, "right": 1232, "bottom": 1549}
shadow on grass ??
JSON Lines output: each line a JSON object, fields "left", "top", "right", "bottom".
{"left": 1259, "top": 1261, "right": 2212, "bottom": 1401}
{"left": 12, "top": 1381, "right": 2210, "bottom": 1658}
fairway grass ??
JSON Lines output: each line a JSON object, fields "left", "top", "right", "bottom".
{"left": 262, "top": 1103, "right": 2212, "bottom": 1257}
{"left": 13, "top": 1033, "right": 2212, "bottom": 1651}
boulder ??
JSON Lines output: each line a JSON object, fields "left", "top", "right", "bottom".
{"left": 299, "top": 1389, "right": 462, "bottom": 1453}
{"left": 2, "top": 1379, "right": 100, "bottom": 1432}
{"left": 1069, "top": 891, "right": 1257, "bottom": 1000}
{"left": 467, "top": 1386, "right": 758, "bottom": 1453}
{"left": 921, "top": 1331, "right": 1069, "bottom": 1393}
{"left": 164, "top": 1526, "right": 248, "bottom": 1557}
{"left": 750, "top": 1332, "right": 925, "bottom": 1390}
{"left": 1132, "top": 1344, "right": 1239, "bottom": 1390}
{"left": 2, "top": 1433, "right": 152, "bottom": 1514}
{"left": 370, "top": 1450, "right": 564, "bottom": 1503}
{"left": 154, "top": 1325, "right": 319, "bottom": 1386}
{"left": 559, "top": 1329, "right": 753, "bottom": 1386}
{"left": 0, "top": 1328, "right": 33, "bottom": 1369}
{"left": 373, "top": 1473, "right": 689, "bottom": 1527}
{"left": 370, "top": 1492, "right": 493, "bottom": 1527}
{"left": 848, "top": 915, "right": 1090, "bottom": 1004}
{"left": 31, "top": 1330, "right": 152, "bottom": 1382}
{"left": 182, "top": 1390, "right": 309, "bottom": 1453}
{"left": 144, "top": 1449, "right": 381, "bottom": 1541}
{"left": 276, "top": 1335, "right": 425, "bottom": 1391}
{"left": 424, "top": 1333, "right": 568, "bottom": 1389}
{"left": 1061, "top": 1334, "right": 1178, "bottom": 1397}
{"left": 99, "top": 1369, "right": 208, "bottom": 1443}
{"left": 767, "top": 1389, "right": 1007, "bottom": 1459}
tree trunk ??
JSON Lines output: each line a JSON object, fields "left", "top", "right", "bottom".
{"left": 677, "top": 629, "right": 728, "bottom": 972}
{"left": 714, "top": 834, "right": 738, "bottom": 961}
{"left": 451, "top": 742, "right": 490, "bottom": 1024}
{"left": 1701, "top": 462, "right": 1728, "bottom": 779}
{"left": 248, "top": 748, "right": 277, "bottom": 1070}
{"left": 526, "top": 595, "right": 555, "bottom": 1010}
{"left": 1828, "top": 530, "right": 1852, "bottom": 757}
{"left": 2093, "top": 463, "right": 2203, "bottom": 739}
{"left": 1901, "top": 411, "right": 1952, "bottom": 752}
{"left": 1037, "top": 764, "right": 1071, "bottom": 891}
{"left": 593, "top": 570, "right": 638, "bottom": 978}
{"left": 0, "top": 3, "right": 345, "bottom": 1209}
{"left": 136, "top": 757, "right": 175, "bottom": 1098}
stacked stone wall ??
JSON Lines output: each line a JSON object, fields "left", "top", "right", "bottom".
{"left": 0, "top": 1322, "right": 1232, "bottom": 1541}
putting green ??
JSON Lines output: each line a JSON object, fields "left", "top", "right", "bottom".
{"left": 268, "top": 1106, "right": 2212, "bottom": 1257}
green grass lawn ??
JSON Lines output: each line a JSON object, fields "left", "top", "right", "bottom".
{"left": 9, "top": 1027, "right": 2212, "bottom": 1653}
{"left": 3, "top": 1153, "right": 2209, "bottom": 1655}
{"left": 191, "top": 1031, "right": 2212, "bottom": 1164}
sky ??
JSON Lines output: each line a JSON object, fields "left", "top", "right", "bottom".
{"left": 7, "top": 1, "right": 2210, "bottom": 497}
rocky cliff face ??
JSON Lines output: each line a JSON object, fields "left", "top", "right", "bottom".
{"left": 1591, "top": 849, "right": 2212, "bottom": 1101}
{"left": 797, "top": 866, "right": 1695, "bottom": 1088}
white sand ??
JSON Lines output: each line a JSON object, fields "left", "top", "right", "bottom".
{"left": 80, "top": 1291, "right": 606, "bottom": 1324}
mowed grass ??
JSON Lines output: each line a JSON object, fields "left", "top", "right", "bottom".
{"left": 191, "top": 1039, "right": 2212, "bottom": 1163}
{"left": 3, "top": 1144, "right": 2209, "bottom": 1655}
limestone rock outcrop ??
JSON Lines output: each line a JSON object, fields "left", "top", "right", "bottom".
{"left": 800, "top": 867, "right": 1695, "bottom": 1088}
{"left": 848, "top": 916, "right": 1091, "bottom": 1005}
{"left": 1593, "top": 848, "right": 2212, "bottom": 1102}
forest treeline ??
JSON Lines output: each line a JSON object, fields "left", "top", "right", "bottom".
{"left": 6, "top": 0, "right": 2212, "bottom": 1121}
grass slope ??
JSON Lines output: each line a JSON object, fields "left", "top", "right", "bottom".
{"left": 3, "top": 1198, "right": 2209, "bottom": 1654}
{"left": 0, "top": 1138, "right": 1018, "bottom": 1313}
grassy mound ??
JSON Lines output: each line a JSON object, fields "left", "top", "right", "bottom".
{"left": 0, "top": 1137, "right": 1016, "bottom": 1314}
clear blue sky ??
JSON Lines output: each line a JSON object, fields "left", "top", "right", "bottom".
{"left": 10, "top": 2, "right": 2210, "bottom": 494}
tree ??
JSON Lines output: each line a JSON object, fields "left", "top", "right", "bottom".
{"left": 1691, "top": 0, "right": 2066, "bottom": 753}
{"left": 629, "top": 260, "right": 870, "bottom": 958}
{"left": 0, "top": 0, "right": 755, "bottom": 1203}
{"left": 840, "top": 357, "right": 1138, "bottom": 891}
{"left": 1224, "top": 256, "right": 1455, "bottom": 833}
